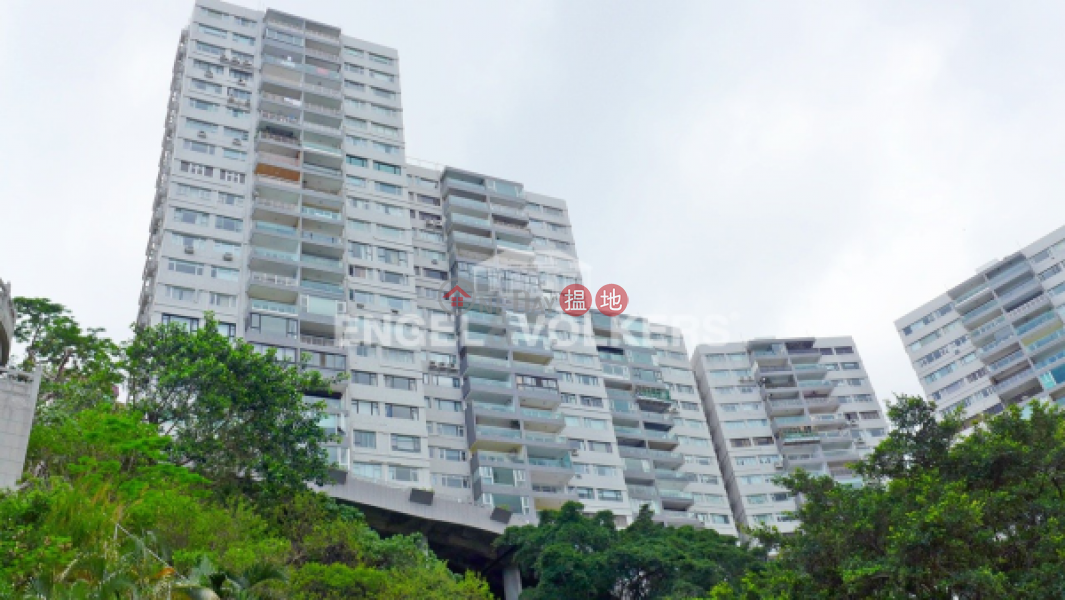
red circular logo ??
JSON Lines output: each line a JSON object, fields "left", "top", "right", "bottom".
{"left": 596, "top": 284, "right": 628, "bottom": 317}
{"left": 559, "top": 284, "right": 592, "bottom": 316}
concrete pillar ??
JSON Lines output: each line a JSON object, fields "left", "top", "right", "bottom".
{"left": 502, "top": 564, "right": 523, "bottom": 600}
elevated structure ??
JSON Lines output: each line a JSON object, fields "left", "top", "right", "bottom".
{"left": 0, "top": 278, "right": 42, "bottom": 489}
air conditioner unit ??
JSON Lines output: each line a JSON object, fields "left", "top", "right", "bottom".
{"left": 773, "top": 461, "right": 785, "bottom": 470}
{"left": 855, "top": 438, "right": 867, "bottom": 446}
{"left": 238, "top": 80, "right": 247, "bottom": 86}
{"left": 233, "top": 139, "right": 242, "bottom": 146}
{"left": 243, "top": 59, "right": 252, "bottom": 66}
{"left": 847, "top": 419, "right": 859, "bottom": 427}
{"left": 336, "top": 302, "right": 347, "bottom": 313}
{"left": 183, "top": 246, "right": 195, "bottom": 254}
{"left": 197, "top": 131, "right": 207, "bottom": 139}
{"left": 391, "top": 309, "right": 399, "bottom": 315}
{"left": 205, "top": 70, "right": 214, "bottom": 78}
{"left": 574, "top": 474, "right": 582, "bottom": 479}
{"left": 223, "top": 252, "right": 234, "bottom": 261}
{"left": 431, "top": 259, "right": 438, "bottom": 265}
{"left": 569, "top": 449, "right": 579, "bottom": 456}
{"left": 356, "top": 303, "right": 365, "bottom": 308}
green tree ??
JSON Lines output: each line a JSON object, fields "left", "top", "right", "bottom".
{"left": 123, "top": 316, "right": 335, "bottom": 499}
{"left": 739, "top": 395, "right": 1065, "bottom": 599}
{"left": 12, "top": 297, "right": 121, "bottom": 415}
{"left": 498, "top": 502, "right": 763, "bottom": 599}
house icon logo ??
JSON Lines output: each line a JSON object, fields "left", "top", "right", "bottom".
{"left": 444, "top": 285, "right": 471, "bottom": 310}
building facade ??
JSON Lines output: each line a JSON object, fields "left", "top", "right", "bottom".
{"left": 691, "top": 337, "right": 887, "bottom": 534}
{"left": 896, "top": 224, "right": 1065, "bottom": 424}
{"left": 0, "top": 278, "right": 42, "bottom": 489}
{"left": 137, "top": 0, "right": 734, "bottom": 535}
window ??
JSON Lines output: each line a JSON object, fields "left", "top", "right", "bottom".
{"left": 371, "top": 123, "right": 400, "bottom": 138}
{"left": 229, "top": 69, "right": 252, "bottom": 82}
{"left": 597, "top": 489, "right": 623, "bottom": 502}
{"left": 390, "top": 465, "right": 419, "bottom": 482}
{"left": 193, "top": 59, "right": 224, "bottom": 75}
{"left": 433, "top": 474, "right": 470, "bottom": 489}
{"left": 347, "top": 155, "right": 368, "bottom": 168}
{"left": 231, "top": 32, "right": 255, "bottom": 45}
{"left": 225, "top": 107, "right": 249, "bottom": 118}
{"left": 386, "top": 404, "right": 419, "bottom": 420}
{"left": 224, "top": 126, "right": 249, "bottom": 140}
{"left": 189, "top": 97, "right": 219, "bottom": 111}
{"left": 219, "top": 169, "right": 245, "bottom": 183}
{"left": 198, "top": 23, "right": 227, "bottom": 37}
{"left": 378, "top": 225, "right": 406, "bottom": 240}
{"left": 223, "top": 148, "right": 246, "bottom": 161}
{"left": 350, "top": 242, "right": 372, "bottom": 260}
{"left": 431, "top": 399, "right": 463, "bottom": 412}
{"left": 352, "top": 399, "right": 379, "bottom": 415}
{"left": 209, "top": 292, "right": 236, "bottom": 308}
{"left": 190, "top": 79, "right": 223, "bottom": 94}
{"left": 375, "top": 181, "right": 402, "bottom": 195}
{"left": 575, "top": 374, "right": 599, "bottom": 386}
{"left": 180, "top": 161, "right": 214, "bottom": 177}
{"left": 351, "top": 370, "right": 377, "bottom": 386}
{"left": 218, "top": 192, "right": 243, "bottom": 206}
{"left": 587, "top": 441, "right": 612, "bottom": 452}
{"left": 174, "top": 207, "right": 209, "bottom": 226}
{"left": 369, "top": 69, "right": 395, "bottom": 82}
{"left": 428, "top": 422, "right": 461, "bottom": 438}
{"left": 383, "top": 347, "right": 415, "bottom": 363}
{"left": 165, "top": 285, "right": 198, "bottom": 302}
{"left": 377, "top": 247, "right": 408, "bottom": 266}
{"left": 351, "top": 462, "right": 382, "bottom": 480}
{"left": 167, "top": 259, "right": 204, "bottom": 276}
{"left": 835, "top": 346, "right": 854, "bottom": 354}
{"left": 195, "top": 41, "right": 225, "bottom": 56}
{"left": 374, "top": 161, "right": 402, "bottom": 175}
{"left": 391, "top": 434, "right": 421, "bottom": 453}
{"left": 215, "top": 216, "right": 243, "bottom": 232}
{"left": 369, "top": 53, "right": 394, "bottom": 66}
{"left": 385, "top": 375, "right": 417, "bottom": 391}
{"left": 431, "top": 446, "right": 467, "bottom": 461}
{"left": 351, "top": 430, "right": 376, "bottom": 448}
{"left": 161, "top": 314, "right": 199, "bottom": 331}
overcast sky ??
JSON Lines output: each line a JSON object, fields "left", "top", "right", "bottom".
{"left": 3, "top": 0, "right": 1065, "bottom": 399}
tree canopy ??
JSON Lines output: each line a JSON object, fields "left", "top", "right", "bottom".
{"left": 2, "top": 297, "right": 491, "bottom": 599}
{"left": 498, "top": 502, "right": 765, "bottom": 599}
{"left": 721, "top": 395, "right": 1065, "bottom": 600}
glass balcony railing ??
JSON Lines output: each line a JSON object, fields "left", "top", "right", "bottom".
{"left": 252, "top": 247, "right": 298, "bottom": 262}
{"left": 1027, "top": 328, "right": 1065, "bottom": 353}
{"left": 953, "top": 283, "right": 989, "bottom": 305}
{"left": 300, "top": 280, "right": 343, "bottom": 295}
{"left": 523, "top": 431, "right": 564, "bottom": 444}
{"left": 464, "top": 332, "right": 508, "bottom": 345}
{"left": 474, "top": 401, "right": 514, "bottom": 413}
{"left": 254, "top": 221, "right": 297, "bottom": 236}
{"left": 251, "top": 298, "right": 297, "bottom": 315}
{"left": 1015, "top": 311, "right": 1059, "bottom": 336}
{"left": 636, "top": 387, "right": 671, "bottom": 401}
{"left": 496, "top": 239, "right": 533, "bottom": 252}
{"left": 469, "top": 376, "right": 512, "bottom": 389}
{"left": 527, "top": 457, "right": 567, "bottom": 468}
{"left": 452, "top": 231, "right": 494, "bottom": 247}
{"left": 477, "top": 426, "right": 522, "bottom": 439}
{"left": 449, "top": 196, "right": 489, "bottom": 212}
{"left": 987, "top": 261, "right": 1031, "bottom": 288}
{"left": 300, "top": 254, "right": 342, "bottom": 269}
{"left": 301, "top": 207, "right": 341, "bottom": 221}
{"left": 466, "top": 355, "right": 510, "bottom": 368}
{"left": 658, "top": 489, "right": 694, "bottom": 500}
{"left": 451, "top": 213, "right": 491, "bottom": 228}
{"left": 521, "top": 408, "right": 558, "bottom": 420}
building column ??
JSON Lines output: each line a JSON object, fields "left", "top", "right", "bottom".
{"left": 503, "top": 564, "right": 522, "bottom": 600}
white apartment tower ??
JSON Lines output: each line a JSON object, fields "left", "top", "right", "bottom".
{"left": 896, "top": 224, "right": 1065, "bottom": 424}
{"left": 691, "top": 337, "right": 887, "bottom": 534}
{"left": 138, "top": 0, "right": 734, "bottom": 536}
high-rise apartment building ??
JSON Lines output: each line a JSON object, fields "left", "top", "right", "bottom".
{"left": 691, "top": 337, "right": 887, "bottom": 534}
{"left": 896, "top": 224, "right": 1065, "bottom": 424}
{"left": 137, "top": 0, "right": 734, "bottom": 536}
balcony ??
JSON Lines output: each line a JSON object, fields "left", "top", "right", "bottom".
{"left": 618, "top": 446, "right": 685, "bottom": 467}
{"left": 1027, "top": 328, "right": 1065, "bottom": 354}
{"left": 301, "top": 206, "right": 342, "bottom": 221}
{"left": 303, "top": 163, "right": 343, "bottom": 179}
{"left": 1008, "top": 294, "right": 1050, "bottom": 322}
{"left": 300, "top": 254, "right": 343, "bottom": 271}
{"left": 300, "top": 333, "right": 340, "bottom": 348}
{"left": 993, "top": 367, "right": 1036, "bottom": 394}
{"left": 987, "top": 349, "right": 1027, "bottom": 374}
{"left": 250, "top": 298, "right": 297, "bottom": 315}
{"left": 780, "top": 430, "right": 821, "bottom": 444}
{"left": 1014, "top": 310, "right": 1060, "bottom": 337}
{"left": 961, "top": 300, "right": 1002, "bottom": 328}
{"left": 302, "top": 230, "right": 342, "bottom": 246}
{"left": 252, "top": 247, "right": 299, "bottom": 263}
{"left": 971, "top": 315, "right": 1007, "bottom": 343}
{"left": 653, "top": 510, "right": 702, "bottom": 527}
{"left": 300, "top": 279, "right": 344, "bottom": 296}
{"left": 627, "top": 484, "right": 657, "bottom": 501}
{"left": 986, "top": 261, "right": 1032, "bottom": 289}
{"left": 953, "top": 283, "right": 990, "bottom": 308}
{"left": 976, "top": 333, "right": 1016, "bottom": 359}
{"left": 767, "top": 398, "right": 804, "bottom": 416}
{"left": 248, "top": 270, "right": 296, "bottom": 289}
{"left": 254, "top": 220, "right": 298, "bottom": 238}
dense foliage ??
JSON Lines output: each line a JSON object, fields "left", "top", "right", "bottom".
{"left": 716, "top": 395, "right": 1065, "bottom": 600}
{"left": 1, "top": 298, "right": 491, "bottom": 599}
{"left": 499, "top": 502, "right": 765, "bottom": 599}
